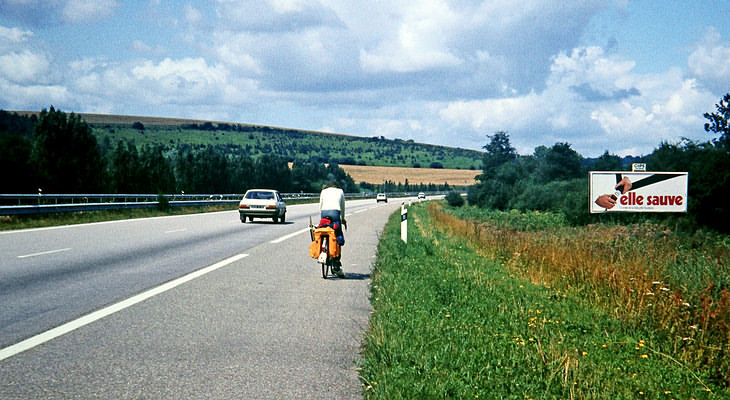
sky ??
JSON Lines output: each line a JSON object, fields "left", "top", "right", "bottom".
{"left": 1, "top": 0, "right": 729, "bottom": 158}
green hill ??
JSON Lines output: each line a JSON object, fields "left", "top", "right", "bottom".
{"left": 78, "top": 113, "right": 483, "bottom": 170}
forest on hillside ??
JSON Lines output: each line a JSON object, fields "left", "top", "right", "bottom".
{"left": 0, "top": 108, "right": 358, "bottom": 195}
{"left": 0, "top": 108, "right": 451, "bottom": 196}
{"left": 88, "top": 119, "right": 484, "bottom": 170}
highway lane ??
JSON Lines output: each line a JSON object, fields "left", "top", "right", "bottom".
{"left": 0, "top": 198, "right": 383, "bottom": 349}
{"left": 0, "top": 197, "right": 412, "bottom": 398}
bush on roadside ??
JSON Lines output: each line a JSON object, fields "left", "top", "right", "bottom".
{"left": 445, "top": 191, "right": 464, "bottom": 207}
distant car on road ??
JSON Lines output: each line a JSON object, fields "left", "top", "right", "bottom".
{"left": 239, "top": 189, "right": 286, "bottom": 223}
{"left": 417, "top": 192, "right": 426, "bottom": 200}
{"left": 376, "top": 193, "right": 388, "bottom": 203}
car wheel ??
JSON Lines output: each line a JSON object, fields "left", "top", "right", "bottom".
{"left": 272, "top": 216, "right": 279, "bottom": 223}
{"left": 248, "top": 216, "right": 254, "bottom": 222}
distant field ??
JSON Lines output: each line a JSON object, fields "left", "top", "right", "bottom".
{"left": 339, "top": 164, "right": 479, "bottom": 186}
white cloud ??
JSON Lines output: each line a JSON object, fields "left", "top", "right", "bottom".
{"left": 436, "top": 44, "right": 719, "bottom": 157}
{"left": 688, "top": 28, "right": 730, "bottom": 94}
{"left": 0, "top": 49, "right": 50, "bottom": 84}
{"left": 0, "top": 25, "right": 33, "bottom": 43}
{"left": 62, "top": 0, "right": 117, "bottom": 23}
{"left": 130, "top": 58, "right": 229, "bottom": 101}
{"left": 0, "top": 79, "right": 70, "bottom": 108}
{"left": 358, "top": 0, "right": 462, "bottom": 73}
{"left": 215, "top": 43, "right": 263, "bottom": 74}
{"left": 183, "top": 4, "right": 202, "bottom": 24}
{"left": 439, "top": 92, "right": 543, "bottom": 132}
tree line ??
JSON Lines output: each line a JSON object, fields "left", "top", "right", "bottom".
{"left": 0, "top": 107, "right": 358, "bottom": 195}
{"left": 467, "top": 93, "right": 730, "bottom": 233}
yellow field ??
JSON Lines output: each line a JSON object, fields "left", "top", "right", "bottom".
{"left": 339, "top": 165, "right": 479, "bottom": 186}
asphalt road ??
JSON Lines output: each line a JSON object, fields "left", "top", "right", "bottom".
{"left": 0, "top": 197, "right": 410, "bottom": 399}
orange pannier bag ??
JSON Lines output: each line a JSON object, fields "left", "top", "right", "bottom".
{"left": 309, "top": 227, "right": 340, "bottom": 258}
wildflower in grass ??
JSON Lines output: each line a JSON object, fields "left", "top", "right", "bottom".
{"left": 641, "top": 354, "right": 648, "bottom": 359}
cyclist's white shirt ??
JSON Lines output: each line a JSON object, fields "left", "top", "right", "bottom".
{"left": 320, "top": 187, "right": 345, "bottom": 215}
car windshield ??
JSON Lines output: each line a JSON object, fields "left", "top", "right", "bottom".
{"left": 245, "top": 191, "right": 275, "bottom": 200}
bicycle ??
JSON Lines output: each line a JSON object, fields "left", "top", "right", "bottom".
{"left": 309, "top": 217, "right": 341, "bottom": 279}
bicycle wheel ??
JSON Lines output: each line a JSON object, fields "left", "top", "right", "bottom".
{"left": 320, "top": 235, "right": 330, "bottom": 279}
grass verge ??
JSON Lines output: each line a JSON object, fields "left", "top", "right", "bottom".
{"left": 360, "top": 202, "right": 727, "bottom": 399}
{"left": 0, "top": 205, "right": 235, "bottom": 231}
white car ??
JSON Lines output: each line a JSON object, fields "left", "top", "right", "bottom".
{"left": 239, "top": 189, "right": 286, "bottom": 223}
{"left": 417, "top": 192, "right": 426, "bottom": 200}
{"left": 376, "top": 193, "right": 388, "bottom": 203}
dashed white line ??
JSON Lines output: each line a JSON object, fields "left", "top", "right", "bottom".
{"left": 164, "top": 228, "right": 187, "bottom": 234}
{"left": 17, "top": 248, "right": 72, "bottom": 259}
{"left": 0, "top": 253, "right": 249, "bottom": 362}
{"left": 270, "top": 228, "right": 310, "bottom": 244}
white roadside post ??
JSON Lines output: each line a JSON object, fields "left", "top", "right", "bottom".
{"left": 401, "top": 202, "right": 407, "bottom": 243}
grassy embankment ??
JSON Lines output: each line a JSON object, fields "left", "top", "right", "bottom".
{"left": 0, "top": 205, "right": 235, "bottom": 231}
{"left": 360, "top": 202, "right": 729, "bottom": 399}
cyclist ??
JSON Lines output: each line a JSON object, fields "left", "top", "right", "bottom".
{"left": 319, "top": 181, "right": 346, "bottom": 278}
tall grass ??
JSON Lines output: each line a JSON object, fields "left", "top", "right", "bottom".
{"left": 432, "top": 203, "right": 730, "bottom": 387}
{"left": 360, "top": 203, "right": 728, "bottom": 398}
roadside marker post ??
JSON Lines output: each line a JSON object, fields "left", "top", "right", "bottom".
{"left": 401, "top": 203, "right": 407, "bottom": 243}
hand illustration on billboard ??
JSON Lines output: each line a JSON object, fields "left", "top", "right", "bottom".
{"left": 615, "top": 176, "right": 632, "bottom": 194}
{"left": 594, "top": 176, "right": 632, "bottom": 210}
{"left": 595, "top": 194, "right": 617, "bottom": 209}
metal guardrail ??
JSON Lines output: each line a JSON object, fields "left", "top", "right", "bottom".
{"left": 0, "top": 191, "right": 444, "bottom": 215}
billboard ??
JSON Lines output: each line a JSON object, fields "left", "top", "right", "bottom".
{"left": 589, "top": 172, "right": 688, "bottom": 213}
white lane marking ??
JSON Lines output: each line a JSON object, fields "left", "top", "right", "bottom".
{"left": 165, "top": 228, "right": 187, "bottom": 234}
{"left": 17, "top": 248, "right": 72, "bottom": 259}
{"left": 0, "top": 253, "right": 249, "bottom": 362}
{"left": 353, "top": 208, "right": 368, "bottom": 214}
{"left": 270, "top": 227, "right": 310, "bottom": 244}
